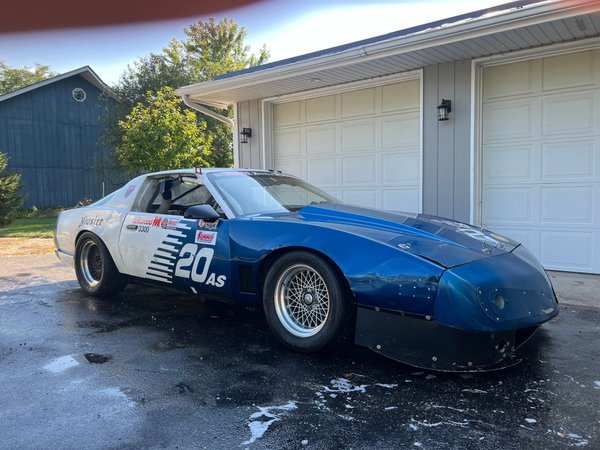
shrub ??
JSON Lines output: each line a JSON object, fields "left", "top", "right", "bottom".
{"left": 0, "top": 152, "right": 24, "bottom": 225}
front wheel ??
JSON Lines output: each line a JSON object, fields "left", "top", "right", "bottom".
{"left": 263, "top": 251, "right": 349, "bottom": 352}
{"left": 75, "top": 232, "right": 125, "bottom": 296}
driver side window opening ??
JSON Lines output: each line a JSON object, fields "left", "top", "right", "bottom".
{"left": 132, "top": 175, "right": 224, "bottom": 217}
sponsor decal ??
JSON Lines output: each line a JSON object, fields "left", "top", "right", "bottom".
{"left": 132, "top": 216, "right": 162, "bottom": 227}
{"left": 195, "top": 230, "right": 217, "bottom": 245}
{"left": 161, "top": 218, "right": 180, "bottom": 230}
{"left": 78, "top": 216, "right": 103, "bottom": 228}
{"left": 124, "top": 185, "right": 136, "bottom": 198}
{"left": 198, "top": 219, "right": 219, "bottom": 230}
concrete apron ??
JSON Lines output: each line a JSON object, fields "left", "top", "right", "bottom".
{"left": 547, "top": 271, "right": 600, "bottom": 310}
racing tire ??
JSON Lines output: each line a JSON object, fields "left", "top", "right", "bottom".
{"left": 75, "top": 232, "right": 125, "bottom": 296}
{"left": 263, "top": 251, "right": 349, "bottom": 352}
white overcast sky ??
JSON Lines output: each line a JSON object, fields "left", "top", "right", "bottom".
{"left": 0, "top": 0, "right": 507, "bottom": 85}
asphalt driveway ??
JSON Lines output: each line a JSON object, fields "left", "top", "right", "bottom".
{"left": 0, "top": 254, "right": 598, "bottom": 449}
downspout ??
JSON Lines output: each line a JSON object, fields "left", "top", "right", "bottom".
{"left": 181, "top": 95, "right": 234, "bottom": 127}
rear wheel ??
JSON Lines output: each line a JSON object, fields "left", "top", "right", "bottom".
{"left": 75, "top": 232, "right": 125, "bottom": 296}
{"left": 263, "top": 251, "right": 349, "bottom": 352}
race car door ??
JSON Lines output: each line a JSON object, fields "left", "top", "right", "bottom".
{"left": 118, "top": 173, "right": 231, "bottom": 297}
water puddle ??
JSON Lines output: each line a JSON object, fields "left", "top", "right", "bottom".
{"left": 241, "top": 401, "right": 297, "bottom": 446}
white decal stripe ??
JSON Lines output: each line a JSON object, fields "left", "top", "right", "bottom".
{"left": 155, "top": 249, "right": 176, "bottom": 259}
{"left": 147, "top": 269, "right": 172, "bottom": 278}
{"left": 145, "top": 273, "right": 173, "bottom": 283}
{"left": 150, "top": 259, "right": 174, "bottom": 268}
{"left": 147, "top": 265, "right": 172, "bottom": 274}
{"left": 167, "top": 231, "right": 186, "bottom": 238}
{"left": 158, "top": 243, "right": 178, "bottom": 252}
{"left": 163, "top": 237, "right": 183, "bottom": 245}
{"left": 176, "top": 224, "right": 192, "bottom": 230}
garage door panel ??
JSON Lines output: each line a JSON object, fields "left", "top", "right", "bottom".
{"left": 342, "top": 156, "right": 376, "bottom": 185}
{"left": 274, "top": 130, "right": 302, "bottom": 157}
{"left": 382, "top": 114, "right": 420, "bottom": 148}
{"left": 273, "top": 101, "right": 301, "bottom": 127}
{"left": 483, "top": 60, "right": 534, "bottom": 100}
{"left": 484, "top": 145, "right": 533, "bottom": 182}
{"left": 382, "top": 79, "right": 420, "bottom": 112}
{"left": 342, "top": 120, "right": 376, "bottom": 153}
{"left": 540, "top": 231, "right": 593, "bottom": 270}
{"left": 306, "top": 95, "right": 336, "bottom": 123}
{"left": 274, "top": 159, "right": 303, "bottom": 179}
{"left": 483, "top": 187, "right": 532, "bottom": 222}
{"left": 542, "top": 94, "right": 593, "bottom": 135}
{"left": 542, "top": 51, "right": 594, "bottom": 91}
{"left": 483, "top": 101, "right": 534, "bottom": 141}
{"left": 306, "top": 126, "right": 336, "bottom": 155}
{"left": 307, "top": 158, "right": 337, "bottom": 186}
{"left": 341, "top": 89, "right": 376, "bottom": 118}
{"left": 382, "top": 152, "right": 419, "bottom": 184}
{"left": 382, "top": 189, "right": 419, "bottom": 212}
{"left": 540, "top": 186, "right": 594, "bottom": 224}
{"left": 541, "top": 141, "right": 596, "bottom": 180}
{"left": 342, "top": 190, "right": 377, "bottom": 207}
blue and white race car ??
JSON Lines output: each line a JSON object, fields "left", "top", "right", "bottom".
{"left": 54, "top": 168, "right": 559, "bottom": 371}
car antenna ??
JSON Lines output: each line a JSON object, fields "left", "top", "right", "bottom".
{"left": 195, "top": 166, "right": 202, "bottom": 175}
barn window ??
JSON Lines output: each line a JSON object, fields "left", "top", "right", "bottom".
{"left": 72, "top": 88, "right": 86, "bottom": 102}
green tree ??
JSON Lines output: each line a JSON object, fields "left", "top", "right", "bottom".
{"left": 0, "top": 61, "right": 56, "bottom": 95}
{"left": 104, "top": 18, "right": 269, "bottom": 169}
{"left": 116, "top": 87, "right": 211, "bottom": 175}
{"left": 0, "top": 152, "right": 24, "bottom": 225}
{"left": 180, "top": 18, "right": 269, "bottom": 81}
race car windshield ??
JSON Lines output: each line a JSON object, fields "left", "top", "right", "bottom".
{"left": 207, "top": 171, "right": 339, "bottom": 216}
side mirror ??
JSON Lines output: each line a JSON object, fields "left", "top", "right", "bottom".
{"left": 183, "top": 204, "right": 220, "bottom": 221}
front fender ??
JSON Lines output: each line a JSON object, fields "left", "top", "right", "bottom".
{"left": 229, "top": 218, "right": 444, "bottom": 315}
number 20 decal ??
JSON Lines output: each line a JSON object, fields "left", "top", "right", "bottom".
{"left": 174, "top": 243, "right": 226, "bottom": 287}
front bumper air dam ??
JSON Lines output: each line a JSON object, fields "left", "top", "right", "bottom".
{"left": 354, "top": 246, "right": 558, "bottom": 371}
{"left": 355, "top": 306, "right": 539, "bottom": 371}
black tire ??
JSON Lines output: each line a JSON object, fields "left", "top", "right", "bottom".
{"left": 263, "top": 251, "right": 349, "bottom": 352}
{"left": 74, "top": 232, "right": 125, "bottom": 296}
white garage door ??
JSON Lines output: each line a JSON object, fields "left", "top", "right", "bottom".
{"left": 481, "top": 50, "right": 600, "bottom": 273}
{"left": 272, "top": 79, "right": 421, "bottom": 212}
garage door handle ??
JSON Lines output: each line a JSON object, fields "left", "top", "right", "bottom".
{"left": 126, "top": 224, "right": 138, "bottom": 230}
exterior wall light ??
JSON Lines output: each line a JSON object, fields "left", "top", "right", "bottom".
{"left": 437, "top": 99, "right": 452, "bottom": 121}
{"left": 240, "top": 127, "right": 252, "bottom": 144}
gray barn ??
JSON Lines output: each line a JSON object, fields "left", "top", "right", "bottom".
{"left": 0, "top": 66, "right": 116, "bottom": 207}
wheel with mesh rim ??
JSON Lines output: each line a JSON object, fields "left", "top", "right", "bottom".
{"left": 75, "top": 232, "right": 125, "bottom": 296}
{"left": 263, "top": 251, "right": 349, "bottom": 352}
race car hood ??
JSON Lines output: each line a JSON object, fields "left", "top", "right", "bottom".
{"left": 295, "top": 203, "right": 518, "bottom": 268}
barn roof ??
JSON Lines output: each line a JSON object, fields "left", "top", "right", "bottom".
{"left": 0, "top": 65, "right": 115, "bottom": 103}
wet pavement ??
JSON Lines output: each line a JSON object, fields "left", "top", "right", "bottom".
{"left": 0, "top": 264, "right": 599, "bottom": 449}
